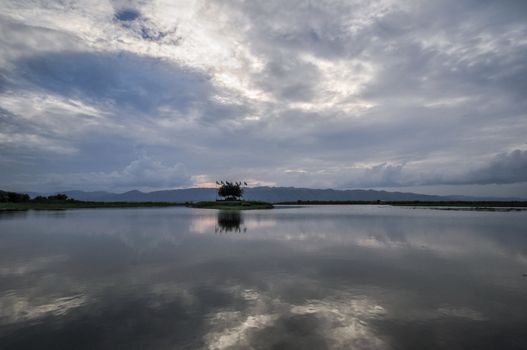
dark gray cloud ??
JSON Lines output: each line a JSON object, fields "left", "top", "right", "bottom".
{"left": 256, "top": 57, "right": 320, "bottom": 102}
{"left": 115, "top": 9, "right": 140, "bottom": 22}
{"left": 16, "top": 51, "right": 211, "bottom": 114}
{"left": 0, "top": 0, "right": 526, "bottom": 195}
{"left": 463, "top": 149, "right": 527, "bottom": 185}
{"left": 113, "top": 6, "right": 181, "bottom": 43}
{"left": 343, "top": 149, "right": 527, "bottom": 188}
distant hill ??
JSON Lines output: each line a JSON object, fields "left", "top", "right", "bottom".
{"left": 245, "top": 187, "right": 444, "bottom": 202}
{"left": 43, "top": 186, "right": 458, "bottom": 203}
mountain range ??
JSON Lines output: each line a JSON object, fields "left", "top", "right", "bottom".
{"left": 26, "top": 187, "right": 520, "bottom": 203}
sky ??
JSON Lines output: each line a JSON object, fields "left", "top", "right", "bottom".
{"left": 1, "top": 0, "right": 526, "bottom": 197}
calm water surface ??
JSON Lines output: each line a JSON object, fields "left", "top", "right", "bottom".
{"left": 1, "top": 206, "right": 526, "bottom": 349}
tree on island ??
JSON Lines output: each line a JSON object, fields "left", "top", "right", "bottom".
{"left": 216, "top": 181, "right": 247, "bottom": 201}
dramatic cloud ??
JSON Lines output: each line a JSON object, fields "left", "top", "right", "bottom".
{"left": 462, "top": 149, "right": 527, "bottom": 185}
{"left": 0, "top": 0, "right": 526, "bottom": 196}
{"left": 36, "top": 154, "right": 192, "bottom": 192}
{"left": 341, "top": 148, "right": 527, "bottom": 188}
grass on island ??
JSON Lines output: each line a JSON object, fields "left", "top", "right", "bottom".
{"left": 189, "top": 201, "right": 273, "bottom": 210}
{"left": 0, "top": 200, "right": 184, "bottom": 211}
{"left": 277, "top": 200, "right": 527, "bottom": 207}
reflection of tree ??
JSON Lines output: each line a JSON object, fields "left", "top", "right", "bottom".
{"left": 215, "top": 211, "right": 247, "bottom": 234}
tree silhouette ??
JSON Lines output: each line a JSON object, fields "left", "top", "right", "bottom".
{"left": 217, "top": 181, "right": 243, "bottom": 200}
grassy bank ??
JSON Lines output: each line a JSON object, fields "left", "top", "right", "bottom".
{"left": 0, "top": 201, "right": 184, "bottom": 210}
{"left": 277, "top": 200, "right": 527, "bottom": 207}
{"left": 387, "top": 201, "right": 527, "bottom": 207}
{"left": 189, "top": 201, "right": 273, "bottom": 210}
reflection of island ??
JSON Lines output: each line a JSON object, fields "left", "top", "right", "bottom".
{"left": 215, "top": 211, "right": 247, "bottom": 233}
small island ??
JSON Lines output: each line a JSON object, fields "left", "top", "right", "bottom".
{"left": 189, "top": 201, "right": 273, "bottom": 210}
{"left": 188, "top": 181, "right": 273, "bottom": 210}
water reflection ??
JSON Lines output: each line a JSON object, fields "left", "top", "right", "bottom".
{"left": 0, "top": 210, "right": 28, "bottom": 220}
{"left": 0, "top": 206, "right": 526, "bottom": 349}
{"left": 215, "top": 211, "right": 246, "bottom": 233}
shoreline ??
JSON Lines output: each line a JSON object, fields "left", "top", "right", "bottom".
{"left": 2, "top": 200, "right": 526, "bottom": 212}
{"left": 0, "top": 201, "right": 185, "bottom": 211}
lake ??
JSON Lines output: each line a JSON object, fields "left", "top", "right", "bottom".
{"left": 1, "top": 206, "right": 526, "bottom": 349}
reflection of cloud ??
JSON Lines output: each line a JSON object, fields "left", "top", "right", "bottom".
{"left": 0, "top": 293, "right": 86, "bottom": 324}
{"left": 245, "top": 217, "right": 277, "bottom": 230}
{"left": 392, "top": 304, "right": 488, "bottom": 323}
{"left": 354, "top": 236, "right": 407, "bottom": 249}
{"left": 145, "top": 282, "right": 197, "bottom": 309}
{"left": 207, "top": 313, "right": 279, "bottom": 350}
{"left": 204, "top": 286, "right": 387, "bottom": 349}
{"left": 1, "top": 207, "right": 525, "bottom": 348}
{"left": 0, "top": 255, "right": 66, "bottom": 276}
{"left": 290, "top": 298, "right": 386, "bottom": 349}
{"left": 215, "top": 208, "right": 527, "bottom": 264}
{"left": 240, "top": 289, "right": 259, "bottom": 301}
{"left": 436, "top": 306, "right": 486, "bottom": 321}
{"left": 189, "top": 213, "right": 216, "bottom": 234}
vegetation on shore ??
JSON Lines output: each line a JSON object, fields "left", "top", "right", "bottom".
{"left": 1, "top": 200, "right": 273, "bottom": 211}
{"left": 0, "top": 190, "right": 184, "bottom": 210}
{"left": 0, "top": 201, "right": 184, "bottom": 210}
{"left": 189, "top": 201, "right": 273, "bottom": 210}
{"left": 277, "top": 200, "right": 527, "bottom": 207}
{"left": 276, "top": 200, "right": 527, "bottom": 211}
